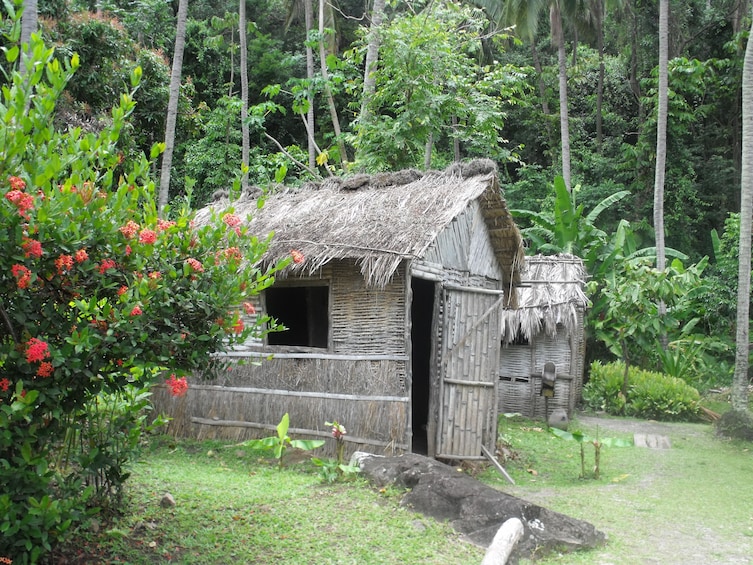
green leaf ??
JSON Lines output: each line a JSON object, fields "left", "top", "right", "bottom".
{"left": 289, "top": 439, "right": 325, "bottom": 451}
{"left": 277, "top": 413, "right": 290, "bottom": 440}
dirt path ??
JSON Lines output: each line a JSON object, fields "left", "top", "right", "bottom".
{"left": 505, "top": 414, "right": 753, "bottom": 565}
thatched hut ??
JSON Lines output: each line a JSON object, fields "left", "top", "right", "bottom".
{"left": 497, "top": 254, "right": 589, "bottom": 420}
{"left": 152, "top": 160, "right": 525, "bottom": 462}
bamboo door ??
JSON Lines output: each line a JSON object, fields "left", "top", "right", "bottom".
{"left": 435, "top": 285, "right": 503, "bottom": 460}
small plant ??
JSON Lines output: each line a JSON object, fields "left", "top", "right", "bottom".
{"left": 240, "top": 413, "right": 324, "bottom": 468}
{"left": 312, "top": 420, "right": 360, "bottom": 483}
{"left": 550, "top": 427, "right": 632, "bottom": 480}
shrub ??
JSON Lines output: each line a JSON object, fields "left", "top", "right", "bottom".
{"left": 0, "top": 18, "right": 283, "bottom": 563}
{"left": 584, "top": 361, "right": 701, "bottom": 421}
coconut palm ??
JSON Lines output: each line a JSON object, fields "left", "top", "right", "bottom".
{"left": 239, "top": 0, "right": 249, "bottom": 192}
{"left": 474, "top": 0, "right": 581, "bottom": 191}
{"left": 158, "top": 0, "right": 189, "bottom": 214}
{"left": 732, "top": 16, "right": 753, "bottom": 414}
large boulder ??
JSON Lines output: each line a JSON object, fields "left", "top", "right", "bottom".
{"left": 357, "top": 453, "right": 605, "bottom": 560}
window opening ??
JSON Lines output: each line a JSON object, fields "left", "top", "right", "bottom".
{"left": 266, "top": 285, "right": 329, "bottom": 348}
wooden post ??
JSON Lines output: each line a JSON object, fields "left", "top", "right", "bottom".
{"left": 480, "top": 517, "right": 524, "bottom": 565}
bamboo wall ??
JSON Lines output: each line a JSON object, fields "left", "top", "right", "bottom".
{"left": 152, "top": 261, "right": 410, "bottom": 457}
{"left": 497, "top": 312, "right": 585, "bottom": 419}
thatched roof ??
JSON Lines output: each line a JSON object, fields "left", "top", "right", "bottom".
{"left": 195, "top": 159, "right": 524, "bottom": 290}
{"left": 500, "top": 254, "right": 589, "bottom": 344}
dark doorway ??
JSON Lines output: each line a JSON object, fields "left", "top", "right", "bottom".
{"left": 411, "top": 277, "right": 435, "bottom": 455}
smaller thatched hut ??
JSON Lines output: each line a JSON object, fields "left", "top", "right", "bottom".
{"left": 498, "top": 254, "right": 589, "bottom": 420}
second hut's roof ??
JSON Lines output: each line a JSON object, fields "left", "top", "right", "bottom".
{"left": 500, "top": 254, "right": 589, "bottom": 344}
{"left": 195, "top": 159, "right": 525, "bottom": 291}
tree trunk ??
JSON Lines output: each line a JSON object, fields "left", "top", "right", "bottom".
{"left": 654, "top": 0, "right": 669, "bottom": 342}
{"left": 595, "top": 0, "right": 604, "bottom": 148}
{"left": 552, "top": 5, "right": 572, "bottom": 191}
{"left": 20, "top": 0, "right": 37, "bottom": 75}
{"left": 319, "top": 0, "right": 348, "bottom": 166}
{"left": 732, "top": 16, "right": 753, "bottom": 414}
{"left": 158, "top": 0, "right": 189, "bottom": 215}
{"left": 239, "top": 0, "right": 250, "bottom": 193}
{"left": 304, "top": 0, "right": 316, "bottom": 170}
{"left": 359, "top": 0, "right": 386, "bottom": 127}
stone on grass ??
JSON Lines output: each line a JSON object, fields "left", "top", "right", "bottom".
{"left": 357, "top": 453, "right": 605, "bottom": 561}
{"left": 160, "top": 493, "right": 176, "bottom": 508}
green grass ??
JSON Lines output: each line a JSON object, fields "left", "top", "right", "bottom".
{"left": 481, "top": 414, "right": 753, "bottom": 564}
{"left": 54, "top": 412, "right": 753, "bottom": 564}
{"left": 56, "top": 437, "right": 484, "bottom": 564}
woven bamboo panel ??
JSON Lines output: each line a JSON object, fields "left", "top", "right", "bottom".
{"left": 151, "top": 384, "right": 409, "bottom": 458}
{"left": 500, "top": 345, "right": 532, "bottom": 377}
{"left": 205, "top": 357, "right": 407, "bottom": 396}
{"left": 529, "top": 375, "right": 573, "bottom": 420}
{"left": 330, "top": 261, "right": 406, "bottom": 356}
{"left": 532, "top": 333, "right": 572, "bottom": 376}
{"left": 497, "top": 375, "right": 533, "bottom": 415}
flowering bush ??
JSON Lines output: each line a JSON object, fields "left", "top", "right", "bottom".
{"left": 0, "top": 21, "right": 282, "bottom": 563}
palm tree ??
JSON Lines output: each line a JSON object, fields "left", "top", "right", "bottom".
{"left": 239, "top": 0, "right": 250, "bottom": 193}
{"left": 474, "top": 0, "right": 578, "bottom": 190}
{"left": 20, "top": 0, "right": 38, "bottom": 75}
{"left": 653, "top": 0, "right": 667, "bottom": 274}
{"left": 359, "top": 0, "right": 387, "bottom": 127}
{"left": 732, "top": 16, "right": 753, "bottom": 414}
{"left": 158, "top": 0, "right": 189, "bottom": 214}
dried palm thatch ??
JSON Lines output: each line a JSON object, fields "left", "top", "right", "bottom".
{"left": 500, "top": 254, "right": 589, "bottom": 344}
{"left": 194, "top": 159, "right": 524, "bottom": 291}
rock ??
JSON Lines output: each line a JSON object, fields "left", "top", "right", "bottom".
{"left": 548, "top": 408, "right": 570, "bottom": 430}
{"left": 160, "top": 493, "right": 176, "bottom": 508}
{"left": 358, "top": 453, "right": 605, "bottom": 560}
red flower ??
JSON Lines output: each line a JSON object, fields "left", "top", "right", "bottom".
{"left": 242, "top": 302, "right": 256, "bottom": 315}
{"left": 148, "top": 271, "right": 162, "bottom": 280}
{"left": 5, "top": 190, "right": 34, "bottom": 216}
{"left": 117, "top": 285, "right": 128, "bottom": 296}
{"left": 125, "top": 244, "right": 132, "bottom": 256}
{"left": 185, "top": 258, "right": 204, "bottom": 273}
{"left": 74, "top": 248, "right": 88, "bottom": 263}
{"left": 222, "top": 213, "right": 241, "bottom": 228}
{"left": 130, "top": 305, "right": 143, "bottom": 316}
{"left": 22, "top": 238, "right": 43, "bottom": 259}
{"left": 139, "top": 229, "right": 157, "bottom": 244}
{"left": 0, "top": 378, "right": 10, "bottom": 392}
{"left": 232, "top": 316, "right": 244, "bottom": 334}
{"left": 55, "top": 254, "right": 74, "bottom": 274}
{"left": 157, "top": 218, "right": 176, "bottom": 231}
{"left": 25, "top": 337, "right": 50, "bottom": 363}
{"left": 11, "top": 264, "right": 31, "bottom": 289}
{"left": 8, "top": 176, "right": 26, "bottom": 191}
{"left": 119, "top": 221, "right": 139, "bottom": 239}
{"left": 98, "top": 258, "right": 117, "bottom": 274}
{"left": 165, "top": 374, "right": 188, "bottom": 397}
{"left": 36, "top": 361, "right": 54, "bottom": 378}
{"left": 291, "top": 249, "right": 305, "bottom": 264}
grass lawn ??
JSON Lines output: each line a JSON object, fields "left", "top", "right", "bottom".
{"left": 52, "top": 408, "right": 753, "bottom": 564}
{"left": 52, "top": 436, "right": 484, "bottom": 564}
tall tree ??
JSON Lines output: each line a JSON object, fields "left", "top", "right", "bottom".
{"left": 239, "top": 0, "right": 250, "bottom": 193}
{"left": 158, "top": 0, "right": 189, "bottom": 214}
{"left": 732, "top": 16, "right": 753, "bottom": 414}
{"left": 20, "top": 0, "right": 37, "bottom": 75}
{"left": 475, "top": 0, "right": 575, "bottom": 190}
{"left": 318, "top": 0, "right": 348, "bottom": 166}
{"left": 359, "top": 0, "right": 386, "bottom": 127}
{"left": 304, "top": 0, "right": 316, "bottom": 170}
{"left": 653, "top": 0, "right": 668, "bottom": 274}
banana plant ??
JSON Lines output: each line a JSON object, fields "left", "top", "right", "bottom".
{"left": 551, "top": 427, "right": 632, "bottom": 480}
{"left": 241, "top": 413, "right": 325, "bottom": 469}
